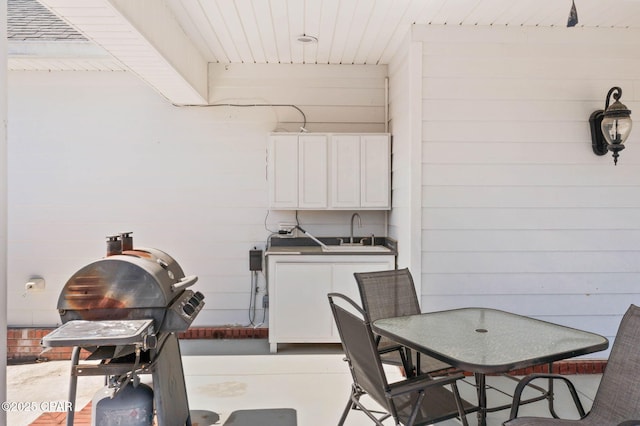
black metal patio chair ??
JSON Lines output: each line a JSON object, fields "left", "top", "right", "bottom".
{"left": 354, "top": 268, "right": 551, "bottom": 417}
{"left": 354, "top": 268, "right": 452, "bottom": 376}
{"left": 328, "top": 292, "right": 472, "bottom": 426}
{"left": 504, "top": 304, "right": 640, "bottom": 426}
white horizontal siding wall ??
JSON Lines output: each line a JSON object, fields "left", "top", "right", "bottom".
{"left": 7, "top": 64, "right": 387, "bottom": 327}
{"left": 387, "top": 33, "right": 410, "bottom": 267}
{"left": 413, "top": 25, "right": 640, "bottom": 349}
{"left": 209, "top": 63, "right": 387, "bottom": 133}
{"left": 388, "top": 33, "right": 423, "bottom": 279}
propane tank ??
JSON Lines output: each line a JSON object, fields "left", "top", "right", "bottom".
{"left": 92, "top": 382, "right": 154, "bottom": 426}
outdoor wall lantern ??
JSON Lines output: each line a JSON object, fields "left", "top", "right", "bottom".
{"left": 589, "top": 86, "right": 632, "bottom": 165}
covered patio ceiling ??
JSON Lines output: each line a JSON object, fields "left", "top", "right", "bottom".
{"left": 9, "top": 0, "right": 640, "bottom": 104}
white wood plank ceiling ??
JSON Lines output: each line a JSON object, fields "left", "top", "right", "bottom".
{"left": 21, "top": 0, "right": 640, "bottom": 104}
{"left": 32, "top": 0, "right": 640, "bottom": 67}
{"left": 165, "top": 0, "right": 640, "bottom": 65}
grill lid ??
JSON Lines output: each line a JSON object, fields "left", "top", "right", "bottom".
{"left": 58, "top": 254, "right": 178, "bottom": 312}
{"left": 57, "top": 235, "right": 204, "bottom": 333}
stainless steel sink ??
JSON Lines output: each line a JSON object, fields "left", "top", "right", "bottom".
{"left": 321, "top": 245, "right": 391, "bottom": 253}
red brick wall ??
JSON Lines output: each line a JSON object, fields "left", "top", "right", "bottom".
{"left": 7, "top": 328, "right": 73, "bottom": 362}
{"left": 508, "top": 359, "right": 606, "bottom": 375}
{"left": 7, "top": 327, "right": 606, "bottom": 375}
{"left": 7, "top": 326, "right": 268, "bottom": 363}
{"left": 177, "top": 326, "right": 268, "bottom": 340}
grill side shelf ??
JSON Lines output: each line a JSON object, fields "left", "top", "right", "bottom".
{"left": 41, "top": 319, "right": 155, "bottom": 348}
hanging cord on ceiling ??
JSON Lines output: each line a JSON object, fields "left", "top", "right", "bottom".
{"left": 173, "top": 102, "right": 307, "bottom": 131}
{"left": 567, "top": 0, "right": 578, "bottom": 27}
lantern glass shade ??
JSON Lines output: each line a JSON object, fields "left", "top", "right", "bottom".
{"left": 601, "top": 115, "right": 632, "bottom": 146}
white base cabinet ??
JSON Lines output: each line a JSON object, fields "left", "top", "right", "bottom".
{"left": 267, "top": 255, "right": 395, "bottom": 353}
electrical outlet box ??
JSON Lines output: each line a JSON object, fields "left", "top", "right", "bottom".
{"left": 249, "top": 249, "right": 263, "bottom": 271}
{"left": 278, "top": 223, "right": 297, "bottom": 236}
{"left": 25, "top": 277, "right": 45, "bottom": 292}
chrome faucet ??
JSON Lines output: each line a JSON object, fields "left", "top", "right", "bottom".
{"left": 350, "top": 213, "right": 362, "bottom": 244}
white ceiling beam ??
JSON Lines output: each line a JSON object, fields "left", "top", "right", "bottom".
{"left": 39, "top": 0, "right": 208, "bottom": 105}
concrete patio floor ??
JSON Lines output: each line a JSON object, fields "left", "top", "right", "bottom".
{"left": 7, "top": 339, "right": 602, "bottom": 426}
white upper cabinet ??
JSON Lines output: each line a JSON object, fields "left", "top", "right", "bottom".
{"left": 331, "top": 134, "right": 390, "bottom": 209}
{"left": 268, "top": 133, "right": 328, "bottom": 209}
{"left": 268, "top": 133, "right": 390, "bottom": 210}
{"left": 267, "top": 134, "right": 299, "bottom": 209}
{"left": 360, "top": 134, "right": 390, "bottom": 208}
{"left": 298, "top": 134, "right": 328, "bottom": 209}
{"left": 330, "top": 135, "right": 361, "bottom": 208}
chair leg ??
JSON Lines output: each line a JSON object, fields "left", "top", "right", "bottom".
{"left": 339, "top": 386, "right": 390, "bottom": 426}
{"left": 337, "top": 395, "right": 353, "bottom": 426}
{"left": 400, "top": 347, "right": 413, "bottom": 378}
{"left": 405, "top": 390, "right": 426, "bottom": 426}
{"left": 352, "top": 397, "right": 388, "bottom": 426}
{"left": 451, "top": 382, "right": 469, "bottom": 426}
{"left": 338, "top": 385, "right": 359, "bottom": 426}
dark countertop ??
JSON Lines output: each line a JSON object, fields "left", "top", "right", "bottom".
{"left": 266, "top": 236, "right": 397, "bottom": 256}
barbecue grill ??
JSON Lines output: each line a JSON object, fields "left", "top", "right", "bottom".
{"left": 42, "top": 233, "right": 205, "bottom": 426}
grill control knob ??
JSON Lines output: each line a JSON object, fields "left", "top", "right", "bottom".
{"left": 192, "top": 291, "right": 205, "bottom": 302}
{"left": 189, "top": 296, "right": 201, "bottom": 307}
{"left": 183, "top": 302, "right": 196, "bottom": 316}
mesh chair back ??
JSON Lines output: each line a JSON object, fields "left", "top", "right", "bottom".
{"left": 355, "top": 268, "right": 421, "bottom": 322}
{"left": 588, "top": 304, "right": 640, "bottom": 423}
{"left": 328, "top": 293, "right": 393, "bottom": 411}
{"left": 355, "top": 269, "right": 455, "bottom": 377}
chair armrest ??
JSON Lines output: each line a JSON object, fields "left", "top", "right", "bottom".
{"left": 385, "top": 372, "right": 465, "bottom": 398}
{"left": 617, "top": 421, "right": 640, "bottom": 426}
{"left": 507, "top": 373, "right": 586, "bottom": 421}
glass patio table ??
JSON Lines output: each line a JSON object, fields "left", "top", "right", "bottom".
{"left": 372, "top": 307, "right": 609, "bottom": 426}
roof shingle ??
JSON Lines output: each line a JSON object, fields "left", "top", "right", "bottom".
{"left": 7, "top": 0, "right": 87, "bottom": 41}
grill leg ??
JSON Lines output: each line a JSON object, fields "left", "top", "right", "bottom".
{"left": 152, "top": 333, "right": 192, "bottom": 425}
{"left": 66, "top": 346, "right": 81, "bottom": 426}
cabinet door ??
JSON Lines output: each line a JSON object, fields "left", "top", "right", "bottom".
{"left": 269, "top": 133, "right": 388, "bottom": 210}
{"left": 361, "top": 135, "right": 390, "bottom": 208}
{"left": 268, "top": 135, "right": 298, "bottom": 208}
{"left": 270, "top": 263, "right": 333, "bottom": 342}
{"left": 330, "top": 135, "right": 361, "bottom": 208}
{"left": 298, "top": 135, "right": 328, "bottom": 209}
